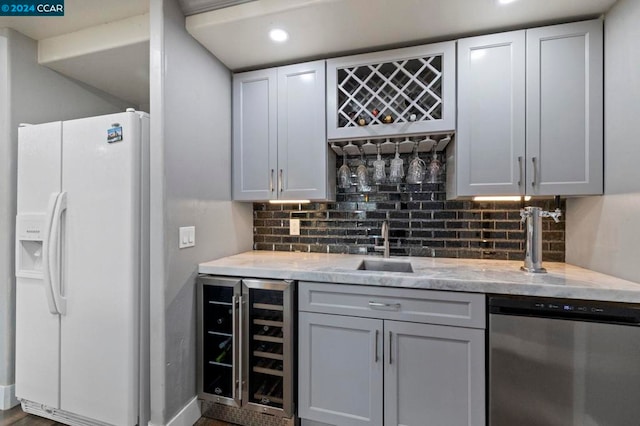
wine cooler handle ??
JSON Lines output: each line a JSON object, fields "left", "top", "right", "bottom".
{"left": 238, "top": 295, "right": 244, "bottom": 399}
{"left": 231, "top": 295, "right": 238, "bottom": 402}
{"left": 389, "top": 331, "right": 393, "bottom": 364}
{"left": 369, "top": 301, "right": 401, "bottom": 311}
{"left": 374, "top": 329, "right": 379, "bottom": 363}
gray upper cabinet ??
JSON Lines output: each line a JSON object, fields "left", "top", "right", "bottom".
{"left": 233, "top": 60, "right": 335, "bottom": 201}
{"left": 456, "top": 30, "right": 526, "bottom": 197}
{"left": 233, "top": 68, "right": 277, "bottom": 201}
{"left": 326, "top": 42, "right": 456, "bottom": 140}
{"left": 526, "top": 20, "right": 603, "bottom": 196}
{"left": 454, "top": 19, "right": 603, "bottom": 197}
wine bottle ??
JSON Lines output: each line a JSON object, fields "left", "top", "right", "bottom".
{"left": 218, "top": 336, "right": 232, "bottom": 349}
{"left": 215, "top": 339, "right": 232, "bottom": 363}
{"left": 255, "top": 380, "right": 268, "bottom": 395}
{"left": 214, "top": 308, "right": 232, "bottom": 326}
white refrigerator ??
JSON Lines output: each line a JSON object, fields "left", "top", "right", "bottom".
{"left": 15, "top": 110, "right": 150, "bottom": 426}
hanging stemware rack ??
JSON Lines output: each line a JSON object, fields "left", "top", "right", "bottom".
{"left": 329, "top": 133, "right": 453, "bottom": 157}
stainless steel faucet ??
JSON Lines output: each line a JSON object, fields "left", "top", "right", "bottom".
{"left": 374, "top": 220, "right": 390, "bottom": 258}
{"left": 520, "top": 206, "right": 562, "bottom": 273}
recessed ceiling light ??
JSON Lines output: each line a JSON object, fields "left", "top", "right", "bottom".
{"left": 269, "top": 28, "right": 289, "bottom": 43}
{"left": 497, "top": 0, "right": 519, "bottom": 4}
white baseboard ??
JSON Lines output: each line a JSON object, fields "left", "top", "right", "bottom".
{"left": 149, "top": 397, "right": 201, "bottom": 426}
{"left": 0, "top": 384, "right": 19, "bottom": 410}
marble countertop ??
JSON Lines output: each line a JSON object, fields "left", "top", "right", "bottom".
{"left": 199, "top": 251, "right": 640, "bottom": 303}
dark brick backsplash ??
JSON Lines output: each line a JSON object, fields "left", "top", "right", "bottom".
{"left": 252, "top": 152, "right": 566, "bottom": 262}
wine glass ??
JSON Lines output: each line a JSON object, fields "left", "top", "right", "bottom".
{"left": 356, "top": 146, "right": 371, "bottom": 192}
{"left": 372, "top": 142, "right": 386, "bottom": 184}
{"left": 337, "top": 152, "right": 351, "bottom": 189}
{"left": 426, "top": 148, "right": 443, "bottom": 183}
{"left": 389, "top": 141, "right": 404, "bottom": 183}
{"left": 406, "top": 142, "right": 425, "bottom": 184}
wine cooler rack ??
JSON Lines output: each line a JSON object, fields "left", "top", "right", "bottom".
{"left": 248, "top": 288, "right": 286, "bottom": 408}
{"left": 197, "top": 276, "right": 295, "bottom": 420}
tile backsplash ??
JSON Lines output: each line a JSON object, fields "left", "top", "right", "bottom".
{"left": 253, "top": 152, "right": 565, "bottom": 262}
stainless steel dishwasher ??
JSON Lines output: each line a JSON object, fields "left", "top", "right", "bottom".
{"left": 489, "top": 295, "right": 640, "bottom": 426}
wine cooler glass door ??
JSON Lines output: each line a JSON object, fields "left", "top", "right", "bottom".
{"left": 198, "top": 276, "right": 241, "bottom": 406}
{"left": 242, "top": 279, "right": 294, "bottom": 417}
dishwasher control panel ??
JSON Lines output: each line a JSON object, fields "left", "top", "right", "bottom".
{"left": 489, "top": 295, "right": 640, "bottom": 325}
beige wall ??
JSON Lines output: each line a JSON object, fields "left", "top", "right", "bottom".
{"left": 566, "top": 0, "right": 640, "bottom": 284}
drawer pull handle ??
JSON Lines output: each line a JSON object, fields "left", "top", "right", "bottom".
{"left": 368, "top": 301, "right": 401, "bottom": 311}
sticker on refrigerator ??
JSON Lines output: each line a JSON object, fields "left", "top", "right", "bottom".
{"left": 107, "top": 125, "right": 123, "bottom": 143}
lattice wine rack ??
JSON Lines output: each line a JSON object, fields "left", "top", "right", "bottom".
{"left": 338, "top": 57, "right": 442, "bottom": 126}
{"left": 327, "top": 42, "right": 455, "bottom": 140}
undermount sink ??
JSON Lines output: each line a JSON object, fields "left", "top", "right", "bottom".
{"left": 356, "top": 259, "right": 414, "bottom": 273}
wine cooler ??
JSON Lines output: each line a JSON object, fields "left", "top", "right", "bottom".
{"left": 197, "top": 276, "right": 295, "bottom": 424}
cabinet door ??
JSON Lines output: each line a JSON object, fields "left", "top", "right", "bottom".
{"left": 197, "top": 277, "right": 242, "bottom": 407}
{"left": 384, "top": 321, "right": 485, "bottom": 426}
{"left": 456, "top": 31, "right": 526, "bottom": 196}
{"left": 242, "top": 279, "right": 295, "bottom": 418}
{"left": 299, "top": 312, "right": 383, "bottom": 426}
{"left": 277, "top": 61, "right": 329, "bottom": 200}
{"left": 526, "top": 19, "right": 603, "bottom": 195}
{"left": 232, "top": 69, "right": 278, "bottom": 201}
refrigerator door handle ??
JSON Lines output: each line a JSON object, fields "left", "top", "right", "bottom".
{"left": 42, "top": 193, "right": 61, "bottom": 315}
{"left": 48, "top": 192, "right": 67, "bottom": 315}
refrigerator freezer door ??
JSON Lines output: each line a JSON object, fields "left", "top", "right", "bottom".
{"left": 15, "top": 121, "right": 63, "bottom": 408}
{"left": 59, "top": 112, "right": 141, "bottom": 425}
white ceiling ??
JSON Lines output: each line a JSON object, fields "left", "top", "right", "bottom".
{"left": 0, "top": 0, "right": 148, "bottom": 40}
{"left": 187, "top": 0, "right": 617, "bottom": 71}
{"left": 0, "top": 0, "right": 618, "bottom": 107}
{"left": 0, "top": 0, "right": 150, "bottom": 107}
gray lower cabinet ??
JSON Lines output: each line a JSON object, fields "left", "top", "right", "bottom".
{"left": 298, "top": 312, "right": 383, "bottom": 426}
{"left": 298, "top": 282, "right": 486, "bottom": 426}
{"left": 453, "top": 19, "right": 603, "bottom": 198}
{"left": 384, "top": 320, "right": 485, "bottom": 426}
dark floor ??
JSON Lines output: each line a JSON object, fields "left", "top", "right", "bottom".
{"left": 0, "top": 405, "right": 236, "bottom": 426}
{"left": 0, "top": 405, "right": 64, "bottom": 426}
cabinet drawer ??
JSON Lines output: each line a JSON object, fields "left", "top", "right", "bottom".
{"left": 299, "top": 282, "right": 485, "bottom": 329}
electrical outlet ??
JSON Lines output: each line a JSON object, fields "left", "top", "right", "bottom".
{"left": 290, "top": 219, "right": 300, "bottom": 236}
{"left": 179, "top": 226, "right": 195, "bottom": 248}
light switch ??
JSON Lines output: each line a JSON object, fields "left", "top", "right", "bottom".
{"left": 179, "top": 226, "right": 195, "bottom": 248}
{"left": 290, "top": 219, "right": 300, "bottom": 236}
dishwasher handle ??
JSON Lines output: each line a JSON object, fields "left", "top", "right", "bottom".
{"left": 489, "top": 296, "right": 640, "bottom": 325}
